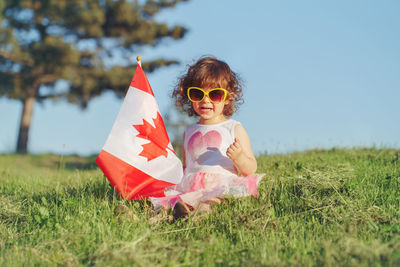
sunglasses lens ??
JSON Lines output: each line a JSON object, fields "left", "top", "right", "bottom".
{"left": 189, "top": 88, "right": 204, "bottom": 101}
{"left": 209, "top": 89, "right": 226, "bottom": 102}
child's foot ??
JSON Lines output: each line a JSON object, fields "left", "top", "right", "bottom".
{"left": 207, "top": 198, "right": 223, "bottom": 205}
{"left": 193, "top": 199, "right": 223, "bottom": 218}
{"left": 196, "top": 203, "right": 212, "bottom": 214}
{"left": 149, "top": 211, "right": 173, "bottom": 225}
{"left": 173, "top": 201, "right": 191, "bottom": 219}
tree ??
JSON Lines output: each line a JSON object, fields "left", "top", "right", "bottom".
{"left": 0, "top": 0, "right": 189, "bottom": 153}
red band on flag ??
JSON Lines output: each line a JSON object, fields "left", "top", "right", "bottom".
{"left": 130, "top": 64, "right": 154, "bottom": 96}
{"left": 96, "top": 150, "right": 174, "bottom": 200}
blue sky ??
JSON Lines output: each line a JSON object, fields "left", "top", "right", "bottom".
{"left": 0, "top": 0, "right": 399, "bottom": 155}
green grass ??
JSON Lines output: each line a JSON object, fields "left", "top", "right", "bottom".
{"left": 0, "top": 148, "right": 399, "bottom": 266}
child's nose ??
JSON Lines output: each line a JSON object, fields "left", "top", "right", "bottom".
{"left": 202, "top": 95, "right": 212, "bottom": 103}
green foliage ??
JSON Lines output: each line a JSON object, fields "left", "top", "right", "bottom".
{"left": 0, "top": 0, "right": 189, "bottom": 106}
{"left": 0, "top": 148, "right": 399, "bottom": 266}
{"left": 1, "top": 0, "right": 190, "bottom": 153}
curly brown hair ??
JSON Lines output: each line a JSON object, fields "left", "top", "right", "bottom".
{"left": 172, "top": 56, "right": 243, "bottom": 117}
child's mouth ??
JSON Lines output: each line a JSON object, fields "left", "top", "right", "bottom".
{"left": 200, "top": 107, "right": 212, "bottom": 113}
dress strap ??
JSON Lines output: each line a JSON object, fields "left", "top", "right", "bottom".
{"left": 228, "top": 120, "right": 241, "bottom": 139}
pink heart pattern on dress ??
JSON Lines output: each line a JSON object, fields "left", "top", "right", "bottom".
{"left": 187, "top": 130, "right": 222, "bottom": 161}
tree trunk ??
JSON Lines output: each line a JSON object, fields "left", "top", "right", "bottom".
{"left": 16, "top": 96, "right": 35, "bottom": 153}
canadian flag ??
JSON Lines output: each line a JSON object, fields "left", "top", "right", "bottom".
{"left": 96, "top": 62, "right": 183, "bottom": 200}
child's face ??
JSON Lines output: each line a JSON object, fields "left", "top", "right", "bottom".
{"left": 191, "top": 88, "right": 229, "bottom": 124}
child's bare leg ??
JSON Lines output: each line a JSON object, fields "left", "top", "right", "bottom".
{"left": 149, "top": 208, "right": 174, "bottom": 224}
{"left": 195, "top": 198, "right": 224, "bottom": 215}
{"left": 196, "top": 203, "right": 212, "bottom": 214}
{"left": 206, "top": 197, "right": 224, "bottom": 205}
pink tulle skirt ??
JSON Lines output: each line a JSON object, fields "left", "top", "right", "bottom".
{"left": 150, "top": 172, "right": 265, "bottom": 211}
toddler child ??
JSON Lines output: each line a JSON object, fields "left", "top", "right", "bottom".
{"left": 150, "top": 56, "right": 265, "bottom": 218}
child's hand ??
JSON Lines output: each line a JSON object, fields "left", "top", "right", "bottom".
{"left": 226, "top": 138, "right": 243, "bottom": 161}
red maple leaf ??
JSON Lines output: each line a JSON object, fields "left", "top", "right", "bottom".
{"left": 133, "top": 112, "right": 174, "bottom": 161}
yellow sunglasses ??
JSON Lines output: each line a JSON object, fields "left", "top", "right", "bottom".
{"left": 187, "top": 87, "right": 228, "bottom": 104}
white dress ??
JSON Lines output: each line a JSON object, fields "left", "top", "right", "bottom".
{"left": 150, "top": 119, "right": 265, "bottom": 210}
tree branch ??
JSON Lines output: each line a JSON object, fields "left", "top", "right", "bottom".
{"left": 0, "top": 50, "right": 34, "bottom": 66}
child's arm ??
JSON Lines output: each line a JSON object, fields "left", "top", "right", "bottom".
{"left": 226, "top": 124, "right": 257, "bottom": 175}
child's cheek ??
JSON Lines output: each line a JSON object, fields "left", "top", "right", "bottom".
{"left": 192, "top": 103, "right": 201, "bottom": 115}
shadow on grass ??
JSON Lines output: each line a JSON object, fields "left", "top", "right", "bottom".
{"left": 1, "top": 176, "right": 156, "bottom": 231}
{"left": 17, "top": 153, "right": 100, "bottom": 170}
{"left": 28, "top": 178, "right": 118, "bottom": 204}
{"left": 64, "top": 159, "right": 98, "bottom": 170}
{"left": 56, "top": 154, "right": 98, "bottom": 170}
{"left": 27, "top": 177, "right": 153, "bottom": 213}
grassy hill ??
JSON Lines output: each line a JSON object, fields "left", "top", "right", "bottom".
{"left": 0, "top": 148, "right": 399, "bottom": 266}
